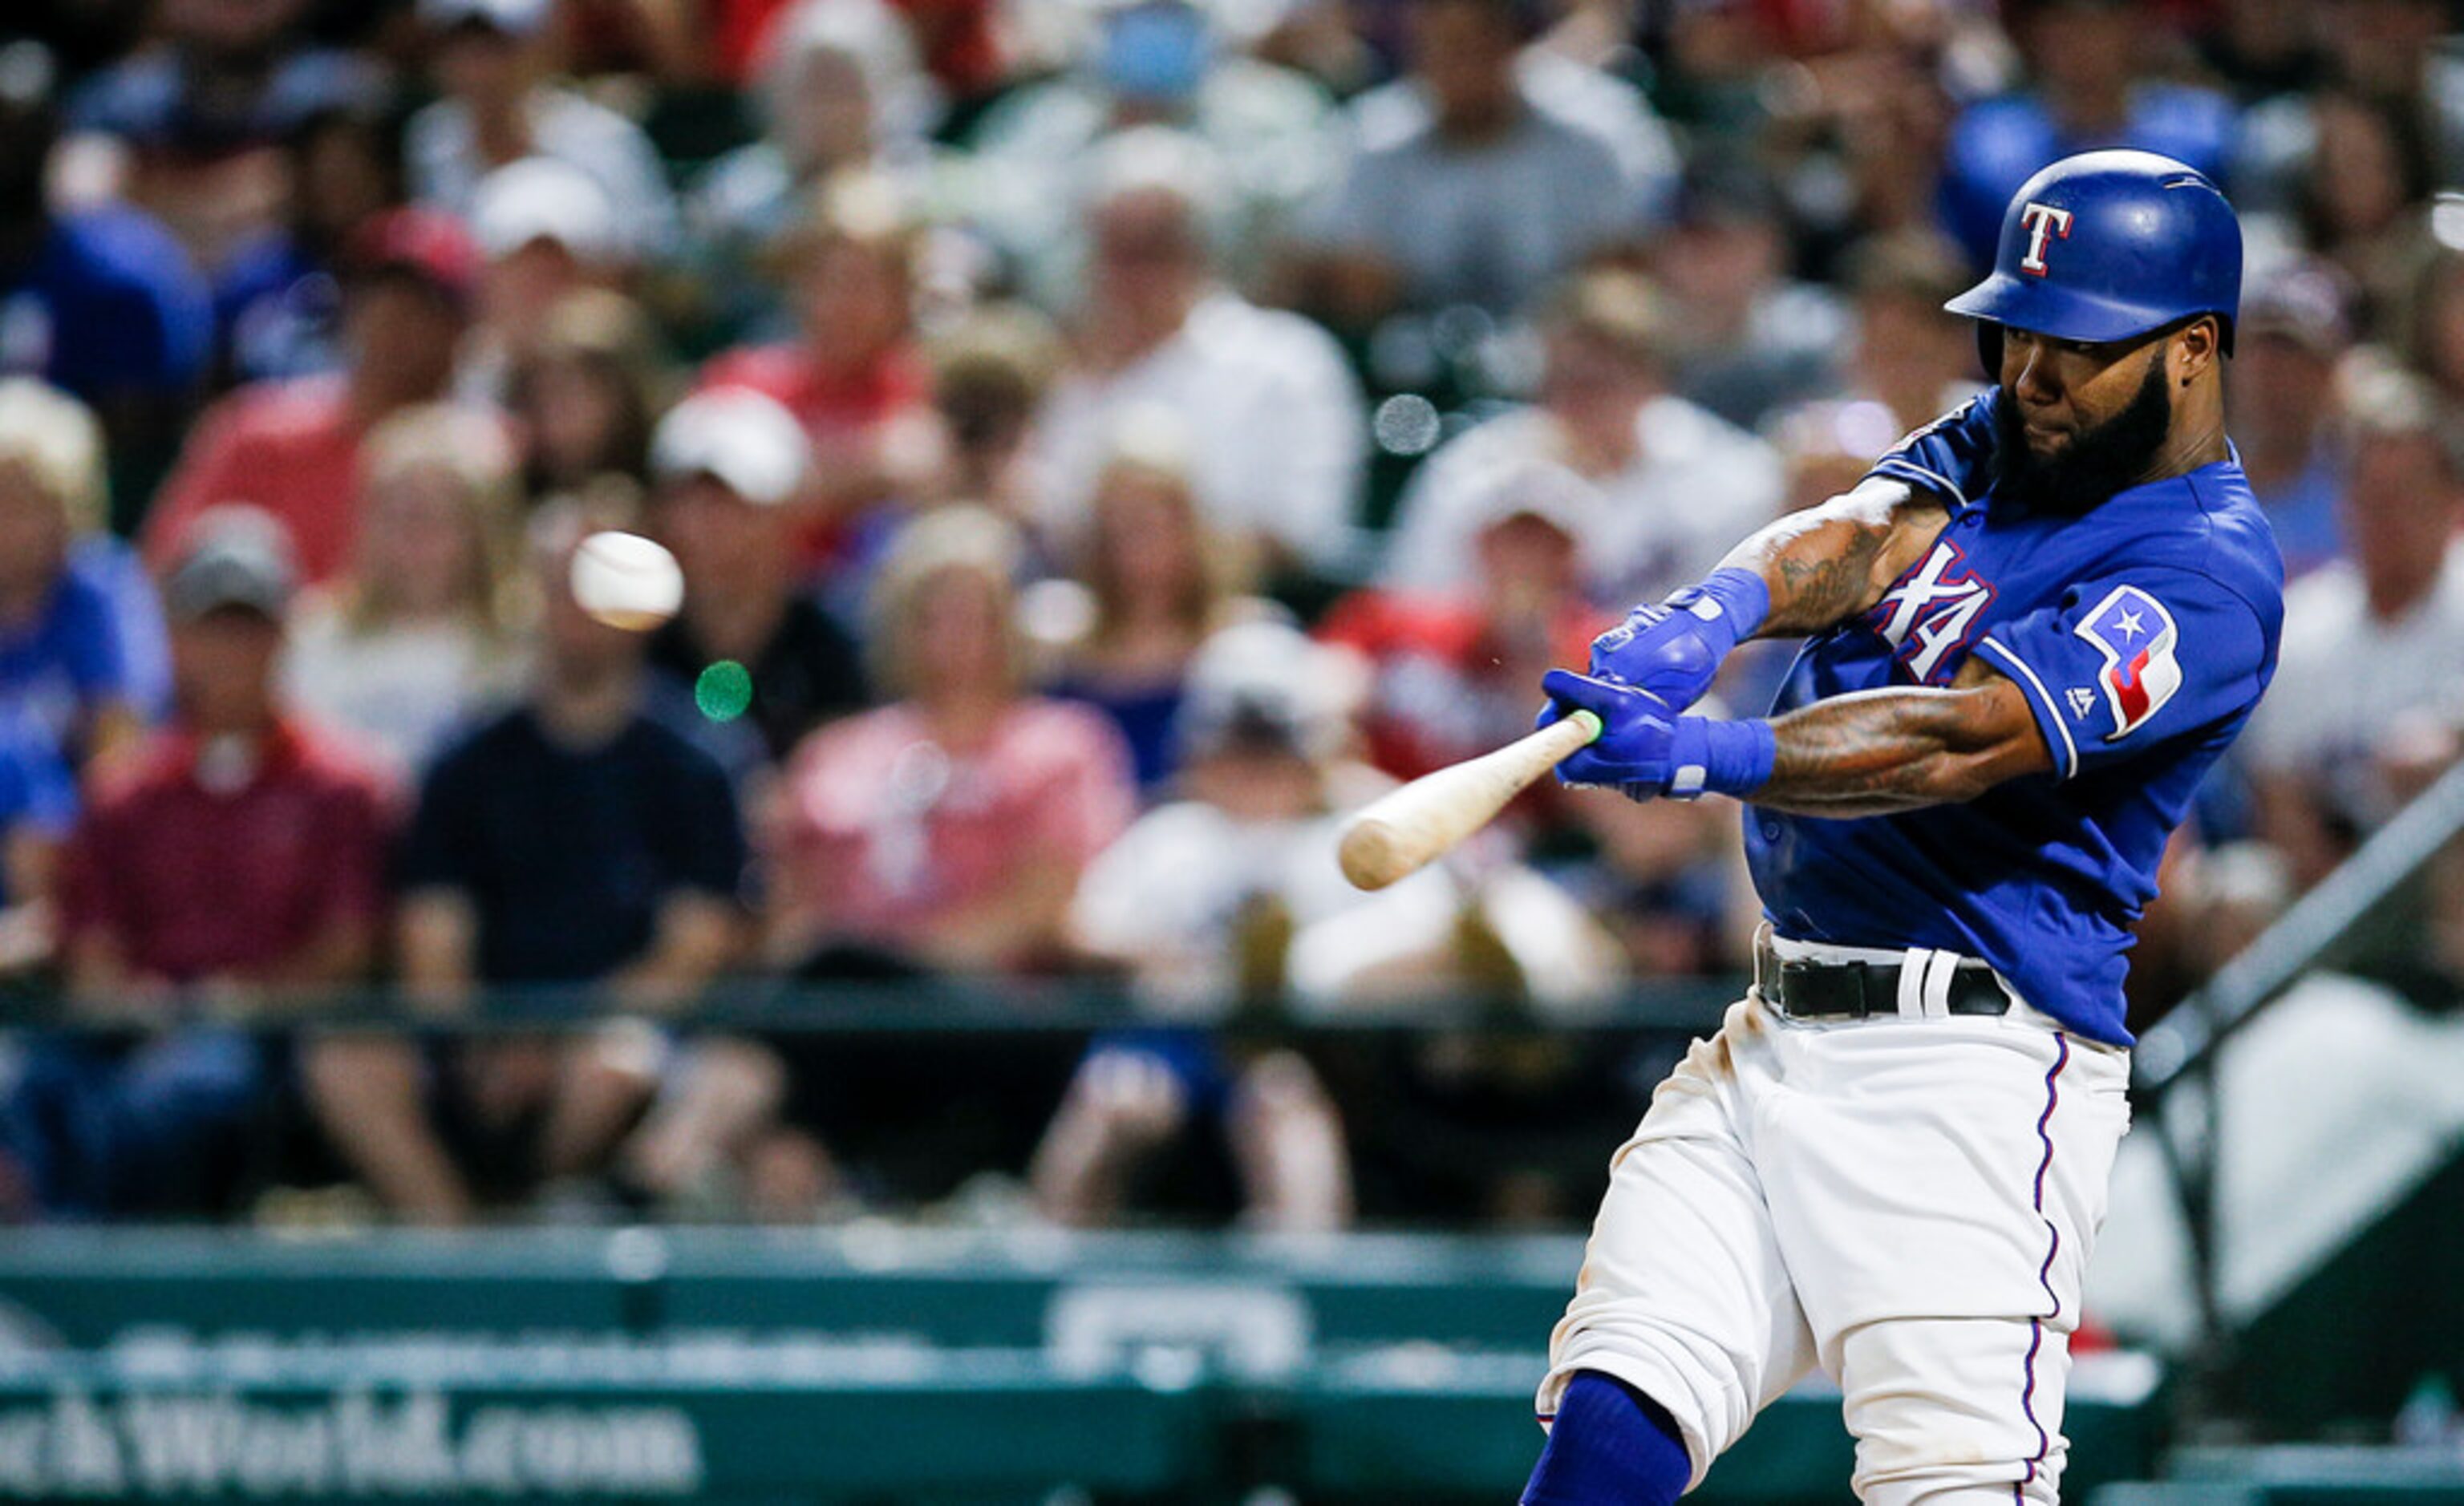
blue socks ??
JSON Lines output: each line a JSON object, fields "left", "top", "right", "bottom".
{"left": 1522, "top": 1372, "right": 1692, "bottom": 1505}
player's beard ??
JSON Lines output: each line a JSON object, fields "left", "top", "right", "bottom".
{"left": 1994, "top": 353, "right": 2174, "bottom": 514}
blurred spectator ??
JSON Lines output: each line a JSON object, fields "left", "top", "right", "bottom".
{"left": 1830, "top": 228, "right": 1982, "bottom": 436}
{"left": 927, "top": 300, "right": 1061, "bottom": 521}
{"left": 306, "top": 497, "right": 751, "bottom": 1223}
{"left": 145, "top": 207, "right": 480, "bottom": 584}
{"left": 1035, "top": 619, "right": 1623, "bottom": 1227}
{"left": 1289, "top": 0, "right": 1672, "bottom": 325}
{"left": 553, "top": 0, "right": 704, "bottom": 81}
{"left": 0, "top": 43, "right": 213, "bottom": 508}
{"left": 2229, "top": 258, "right": 2357, "bottom": 578}
{"left": 1321, "top": 478, "right": 1599, "bottom": 783}
{"left": 2409, "top": 244, "right": 2464, "bottom": 410}
{"left": 687, "top": 0, "right": 935, "bottom": 341}
{"left": 19, "top": 512, "right": 389, "bottom": 1219}
{"left": 643, "top": 387, "right": 867, "bottom": 771}
{"left": 212, "top": 102, "right": 405, "bottom": 387}
{"left": 65, "top": 0, "right": 391, "bottom": 272}
{"left": 1034, "top": 128, "right": 1366, "bottom": 578}
{"left": 763, "top": 507, "right": 1137, "bottom": 975}
{"left": 1042, "top": 438, "right": 1260, "bottom": 794}
{"left": 509, "top": 288, "right": 664, "bottom": 500}
{"left": 0, "top": 379, "right": 170, "bottom": 772}
{"left": 2243, "top": 367, "right": 2464, "bottom": 889}
{"left": 0, "top": 710, "right": 75, "bottom": 976}
{"left": 2288, "top": 88, "right": 2437, "bottom": 333}
{"left": 281, "top": 403, "right": 528, "bottom": 778}
{"left": 886, "top": 0, "right": 1007, "bottom": 108}
{"left": 961, "top": 0, "right": 1338, "bottom": 306}
{"left": 1763, "top": 399, "right": 1907, "bottom": 517}
{"left": 699, "top": 171, "right": 941, "bottom": 573}
{"left": 1380, "top": 268, "right": 1783, "bottom": 609}
{"left": 2235, "top": 0, "right": 2462, "bottom": 211}
{"left": 405, "top": 0, "right": 679, "bottom": 261}
{"left": 462, "top": 156, "right": 634, "bottom": 403}
{"left": 2198, "top": 0, "right": 2324, "bottom": 102}
{"left": 703, "top": 0, "right": 1004, "bottom": 103}
{"left": 1033, "top": 623, "right": 1386, "bottom": 1230}
{"left": 1643, "top": 0, "right": 1781, "bottom": 143}
{"left": 1937, "top": 0, "right": 2235, "bottom": 267}
{"left": 1774, "top": 6, "right": 1963, "bottom": 251}
{"left": 1651, "top": 152, "right": 1846, "bottom": 429}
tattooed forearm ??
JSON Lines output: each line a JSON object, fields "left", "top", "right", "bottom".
{"left": 1719, "top": 478, "right": 1951, "bottom": 638}
{"left": 1749, "top": 678, "right": 2052, "bottom": 817}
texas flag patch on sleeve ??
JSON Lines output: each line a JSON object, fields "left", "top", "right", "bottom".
{"left": 2075, "top": 585, "right": 2182, "bottom": 741}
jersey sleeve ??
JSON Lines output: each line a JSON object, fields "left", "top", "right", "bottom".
{"left": 1865, "top": 389, "right": 2002, "bottom": 508}
{"left": 1973, "top": 565, "right": 2272, "bottom": 782}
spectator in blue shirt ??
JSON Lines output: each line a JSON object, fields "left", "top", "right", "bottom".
{"left": 0, "top": 379, "right": 171, "bottom": 772}
{"left": 0, "top": 44, "right": 213, "bottom": 519}
{"left": 1937, "top": 0, "right": 2235, "bottom": 267}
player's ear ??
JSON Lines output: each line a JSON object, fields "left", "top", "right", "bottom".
{"left": 2169, "top": 317, "right": 2221, "bottom": 387}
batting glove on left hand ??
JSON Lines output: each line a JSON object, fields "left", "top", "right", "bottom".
{"left": 1538, "top": 669, "right": 1704, "bottom": 800}
{"left": 1538, "top": 669, "right": 1779, "bottom": 803}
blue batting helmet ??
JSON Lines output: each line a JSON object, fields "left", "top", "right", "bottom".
{"left": 1946, "top": 149, "right": 2241, "bottom": 366}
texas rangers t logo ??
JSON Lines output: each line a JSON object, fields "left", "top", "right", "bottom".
{"left": 2075, "top": 584, "right": 2182, "bottom": 740}
{"left": 2018, "top": 203, "right": 2074, "bottom": 275}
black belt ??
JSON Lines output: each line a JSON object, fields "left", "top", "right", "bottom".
{"left": 1753, "top": 932, "right": 2010, "bottom": 1020}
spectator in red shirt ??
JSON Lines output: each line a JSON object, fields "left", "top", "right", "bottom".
{"left": 143, "top": 208, "right": 482, "bottom": 585}
{"left": 8, "top": 512, "right": 391, "bottom": 1217}
{"left": 698, "top": 172, "right": 940, "bottom": 571}
{"left": 1318, "top": 476, "right": 1604, "bottom": 783}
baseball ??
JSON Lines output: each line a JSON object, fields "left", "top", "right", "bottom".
{"left": 569, "top": 530, "right": 683, "bottom": 631}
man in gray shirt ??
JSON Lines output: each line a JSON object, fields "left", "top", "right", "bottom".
{"left": 1293, "top": 0, "right": 1671, "bottom": 326}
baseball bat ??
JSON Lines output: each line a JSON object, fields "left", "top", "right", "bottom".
{"left": 1338, "top": 710, "right": 1603, "bottom": 890}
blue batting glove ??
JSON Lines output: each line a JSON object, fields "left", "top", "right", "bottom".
{"left": 1538, "top": 669, "right": 1778, "bottom": 802}
{"left": 1587, "top": 567, "right": 1769, "bottom": 711}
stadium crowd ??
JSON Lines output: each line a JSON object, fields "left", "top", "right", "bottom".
{"left": 0, "top": 0, "right": 2459, "bottom": 1230}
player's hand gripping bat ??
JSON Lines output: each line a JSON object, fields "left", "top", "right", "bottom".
{"left": 1336, "top": 710, "right": 1603, "bottom": 890}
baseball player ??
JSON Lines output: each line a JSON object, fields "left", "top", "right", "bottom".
{"left": 1520, "top": 151, "right": 2283, "bottom": 1504}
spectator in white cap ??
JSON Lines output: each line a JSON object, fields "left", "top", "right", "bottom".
{"left": 462, "top": 156, "right": 631, "bottom": 403}
{"left": 642, "top": 387, "right": 869, "bottom": 770}
{"left": 405, "top": 0, "right": 679, "bottom": 261}
{"left": 1031, "top": 128, "right": 1367, "bottom": 579}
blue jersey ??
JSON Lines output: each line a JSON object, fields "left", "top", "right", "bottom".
{"left": 1746, "top": 391, "right": 2284, "bottom": 1045}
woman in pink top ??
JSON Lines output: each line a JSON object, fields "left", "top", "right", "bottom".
{"left": 764, "top": 506, "right": 1137, "bottom": 974}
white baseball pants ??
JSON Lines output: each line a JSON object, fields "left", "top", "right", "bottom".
{"left": 1537, "top": 942, "right": 2130, "bottom": 1504}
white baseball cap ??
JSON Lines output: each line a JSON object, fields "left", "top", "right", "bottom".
{"left": 650, "top": 387, "right": 810, "bottom": 507}
{"left": 471, "top": 157, "right": 622, "bottom": 264}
